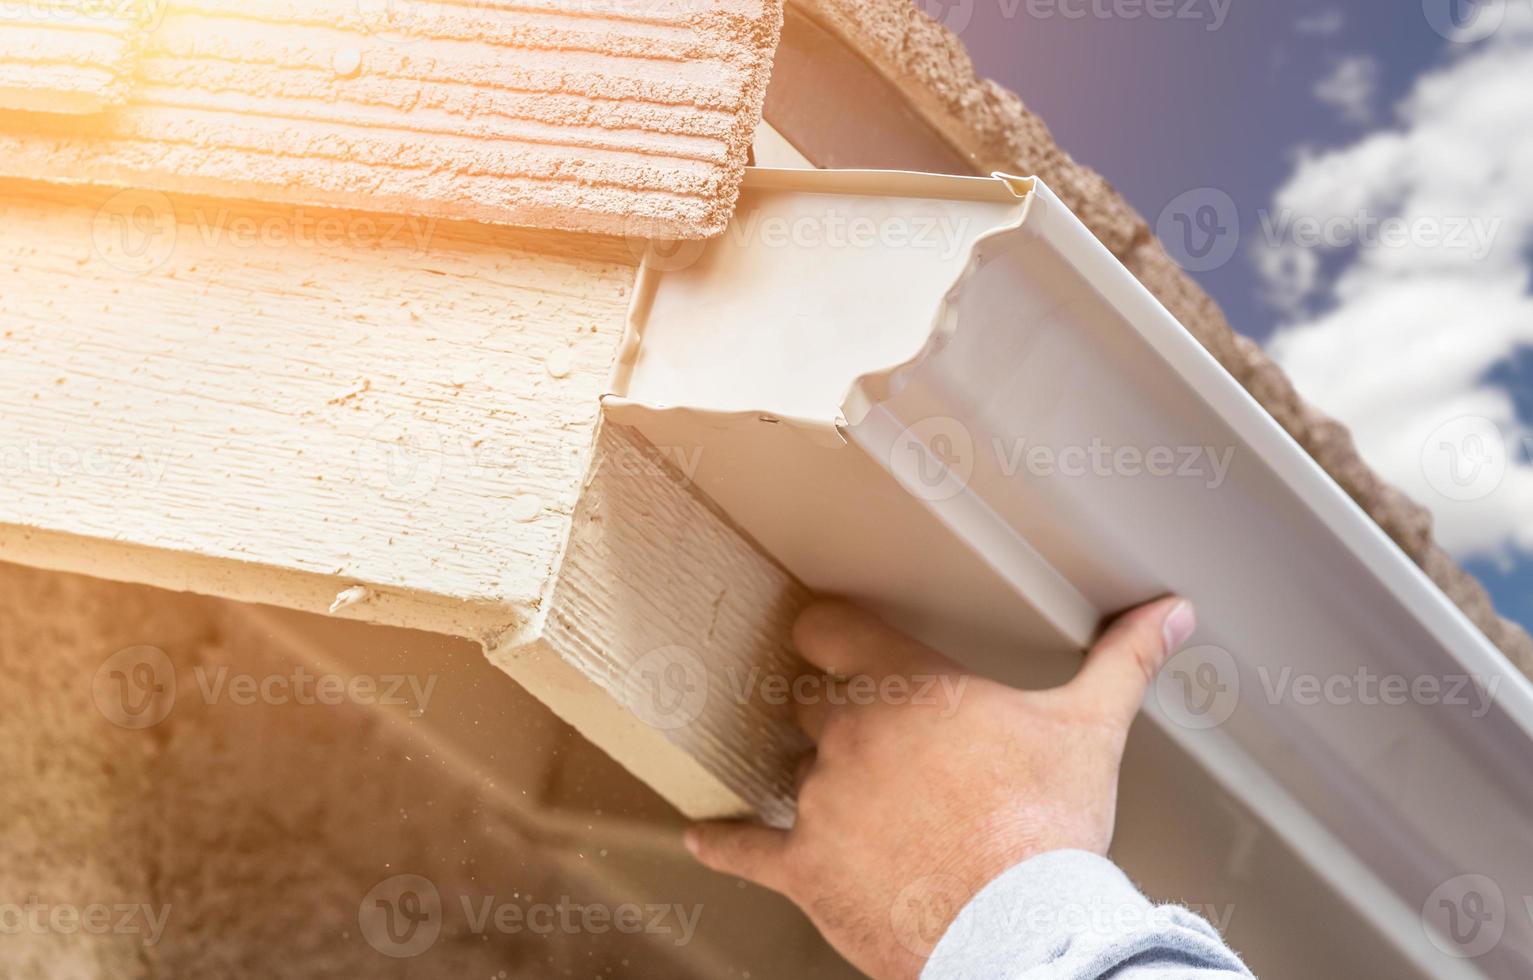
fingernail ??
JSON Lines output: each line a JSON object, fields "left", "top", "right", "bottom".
{"left": 1162, "top": 600, "right": 1196, "bottom": 653}
{"left": 683, "top": 828, "right": 701, "bottom": 858}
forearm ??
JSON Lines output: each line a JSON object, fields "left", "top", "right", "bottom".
{"left": 923, "top": 851, "right": 1253, "bottom": 980}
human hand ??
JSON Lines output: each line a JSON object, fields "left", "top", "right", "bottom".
{"left": 684, "top": 596, "right": 1196, "bottom": 980}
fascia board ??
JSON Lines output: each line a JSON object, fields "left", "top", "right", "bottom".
{"left": 608, "top": 167, "right": 1533, "bottom": 978}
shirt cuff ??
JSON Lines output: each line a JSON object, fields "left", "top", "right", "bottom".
{"left": 921, "top": 849, "right": 1240, "bottom": 980}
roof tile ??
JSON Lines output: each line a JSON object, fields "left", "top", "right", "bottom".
{"left": 0, "top": 0, "right": 781, "bottom": 238}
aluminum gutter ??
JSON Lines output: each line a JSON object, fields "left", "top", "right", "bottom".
{"left": 609, "top": 167, "right": 1533, "bottom": 978}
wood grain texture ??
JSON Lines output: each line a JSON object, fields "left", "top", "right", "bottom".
{"left": 489, "top": 420, "right": 812, "bottom": 825}
{"left": 1, "top": 177, "right": 817, "bottom": 823}
{"left": 0, "top": 177, "right": 634, "bottom": 639}
{"left": 0, "top": 5, "right": 147, "bottom": 113}
{"left": 0, "top": 0, "right": 782, "bottom": 238}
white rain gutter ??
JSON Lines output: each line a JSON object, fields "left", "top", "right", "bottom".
{"left": 605, "top": 168, "right": 1533, "bottom": 980}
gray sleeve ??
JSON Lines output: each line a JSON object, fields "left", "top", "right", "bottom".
{"left": 921, "top": 850, "right": 1255, "bottom": 980}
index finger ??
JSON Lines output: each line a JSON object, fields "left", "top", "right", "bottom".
{"left": 792, "top": 601, "right": 958, "bottom": 681}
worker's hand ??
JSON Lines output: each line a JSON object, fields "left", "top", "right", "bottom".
{"left": 684, "top": 596, "right": 1195, "bottom": 980}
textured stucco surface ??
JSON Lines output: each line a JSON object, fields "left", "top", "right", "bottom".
{"left": 0, "top": 6, "right": 146, "bottom": 113}
{"left": 788, "top": 0, "right": 1533, "bottom": 676}
{"left": 0, "top": 560, "right": 845, "bottom": 978}
{"left": 0, "top": 561, "right": 574, "bottom": 976}
{"left": 0, "top": 0, "right": 782, "bottom": 239}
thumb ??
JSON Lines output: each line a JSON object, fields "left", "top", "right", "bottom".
{"left": 1070, "top": 596, "right": 1196, "bottom": 729}
{"left": 685, "top": 821, "right": 792, "bottom": 895}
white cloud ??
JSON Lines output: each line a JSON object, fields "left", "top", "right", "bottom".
{"left": 1296, "top": 8, "right": 1344, "bottom": 36}
{"left": 1264, "top": 1, "right": 1533, "bottom": 561}
{"left": 1313, "top": 54, "right": 1381, "bottom": 124}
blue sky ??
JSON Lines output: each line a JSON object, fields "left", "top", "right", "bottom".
{"left": 959, "top": 0, "right": 1533, "bottom": 636}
